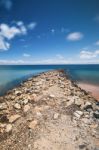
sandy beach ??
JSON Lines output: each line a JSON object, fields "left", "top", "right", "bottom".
{"left": 78, "top": 83, "right": 99, "bottom": 101}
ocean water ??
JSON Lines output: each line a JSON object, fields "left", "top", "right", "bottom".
{"left": 0, "top": 64, "right": 99, "bottom": 96}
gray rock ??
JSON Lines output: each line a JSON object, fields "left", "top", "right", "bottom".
{"left": 83, "top": 102, "right": 93, "bottom": 110}
{"left": 93, "top": 110, "right": 99, "bottom": 119}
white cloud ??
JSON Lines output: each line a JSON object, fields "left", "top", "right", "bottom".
{"left": 80, "top": 50, "right": 99, "bottom": 59}
{"left": 67, "top": 32, "right": 83, "bottom": 41}
{"left": 0, "top": 21, "right": 37, "bottom": 51}
{"left": 28, "top": 22, "right": 37, "bottom": 30}
{"left": 0, "top": 24, "right": 21, "bottom": 40}
{"left": 0, "top": 59, "right": 25, "bottom": 65}
{"left": 23, "top": 53, "right": 31, "bottom": 57}
{"left": 0, "top": 0, "right": 12, "bottom": 10}
{"left": 0, "top": 37, "right": 10, "bottom": 51}
{"left": 95, "top": 40, "right": 99, "bottom": 46}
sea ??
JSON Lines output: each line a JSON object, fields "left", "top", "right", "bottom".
{"left": 0, "top": 64, "right": 99, "bottom": 96}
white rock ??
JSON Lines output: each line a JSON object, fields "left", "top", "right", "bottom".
{"left": 23, "top": 99, "right": 28, "bottom": 105}
{"left": 14, "top": 103, "right": 21, "bottom": 109}
{"left": 74, "top": 111, "right": 83, "bottom": 119}
{"left": 5, "top": 124, "right": 12, "bottom": 132}
{"left": 54, "top": 113, "right": 59, "bottom": 119}
{"left": 49, "top": 94, "right": 55, "bottom": 98}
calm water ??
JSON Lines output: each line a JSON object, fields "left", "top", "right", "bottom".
{"left": 0, "top": 64, "right": 99, "bottom": 96}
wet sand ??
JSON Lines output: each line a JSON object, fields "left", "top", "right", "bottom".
{"left": 78, "top": 82, "right": 99, "bottom": 101}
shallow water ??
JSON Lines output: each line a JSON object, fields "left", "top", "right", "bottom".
{"left": 0, "top": 64, "right": 99, "bottom": 95}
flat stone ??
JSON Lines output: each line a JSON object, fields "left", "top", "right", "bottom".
{"left": 23, "top": 105, "right": 30, "bottom": 112}
{"left": 9, "top": 114, "right": 21, "bottom": 123}
{"left": 28, "top": 120, "right": 38, "bottom": 129}
{"left": 5, "top": 124, "right": 12, "bottom": 132}
{"left": 14, "top": 103, "right": 21, "bottom": 109}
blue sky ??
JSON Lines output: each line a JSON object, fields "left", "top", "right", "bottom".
{"left": 0, "top": 0, "right": 99, "bottom": 64}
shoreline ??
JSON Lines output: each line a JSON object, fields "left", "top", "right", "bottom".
{"left": 78, "top": 82, "right": 99, "bottom": 101}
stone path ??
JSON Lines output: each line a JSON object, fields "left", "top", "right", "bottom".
{"left": 0, "top": 70, "right": 99, "bottom": 150}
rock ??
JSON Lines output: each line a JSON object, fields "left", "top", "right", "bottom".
{"left": 28, "top": 120, "right": 38, "bottom": 129}
{"left": 75, "top": 99, "right": 83, "bottom": 106}
{"left": 49, "top": 94, "right": 55, "bottom": 98}
{"left": 53, "top": 113, "right": 59, "bottom": 119}
{"left": 9, "top": 114, "right": 21, "bottom": 123}
{"left": 0, "top": 103, "right": 7, "bottom": 110}
{"left": 66, "top": 99, "right": 74, "bottom": 106}
{"left": 79, "top": 144, "right": 86, "bottom": 149}
{"left": 0, "top": 114, "right": 9, "bottom": 123}
{"left": 5, "top": 124, "right": 12, "bottom": 133}
{"left": 23, "top": 105, "right": 30, "bottom": 112}
{"left": 15, "top": 91, "right": 21, "bottom": 96}
{"left": 93, "top": 110, "right": 99, "bottom": 119}
{"left": 14, "top": 103, "right": 21, "bottom": 109}
{"left": 74, "top": 111, "right": 83, "bottom": 119}
{"left": 84, "top": 102, "right": 92, "bottom": 110}
{"left": 23, "top": 99, "right": 28, "bottom": 105}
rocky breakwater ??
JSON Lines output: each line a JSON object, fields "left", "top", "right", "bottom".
{"left": 0, "top": 70, "right": 99, "bottom": 150}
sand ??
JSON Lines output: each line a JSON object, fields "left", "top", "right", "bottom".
{"left": 78, "top": 82, "right": 99, "bottom": 101}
